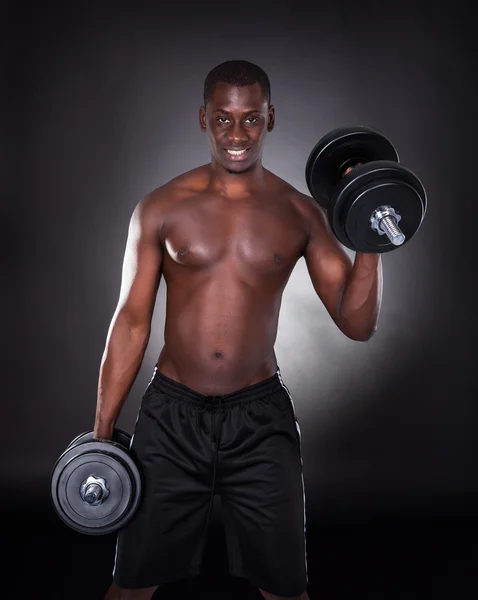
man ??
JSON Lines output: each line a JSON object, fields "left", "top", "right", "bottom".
{"left": 96, "top": 60, "right": 382, "bottom": 600}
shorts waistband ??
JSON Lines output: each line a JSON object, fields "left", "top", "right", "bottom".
{"left": 149, "top": 365, "right": 286, "bottom": 405}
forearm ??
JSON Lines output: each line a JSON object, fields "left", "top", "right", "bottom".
{"left": 338, "top": 252, "right": 383, "bottom": 341}
{"left": 94, "top": 311, "right": 151, "bottom": 438}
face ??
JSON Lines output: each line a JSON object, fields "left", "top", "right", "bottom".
{"left": 199, "top": 82, "right": 275, "bottom": 173}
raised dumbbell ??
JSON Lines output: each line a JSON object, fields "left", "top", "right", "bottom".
{"left": 305, "top": 126, "right": 427, "bottom": 253}
{"left": 50, "top": 429, "right": 142, "bottom": 535}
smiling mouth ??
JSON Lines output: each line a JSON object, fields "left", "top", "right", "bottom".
{"left": 224, "top": 148, "right": 250, "bottom": 160}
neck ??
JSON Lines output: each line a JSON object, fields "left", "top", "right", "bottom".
{"left": 207, "top": 156, "right": 266, "bottom": 197}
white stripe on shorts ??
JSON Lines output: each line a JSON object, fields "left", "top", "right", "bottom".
{"left": 276, "top": 366, "right": 308, "bottom": 582}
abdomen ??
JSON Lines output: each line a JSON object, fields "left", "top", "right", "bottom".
{"left": 158, "top": 274, "right": 282, "bottom": 394}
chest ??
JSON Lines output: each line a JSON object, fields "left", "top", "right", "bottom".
{"left": 160, "top": 195, "right": 307, "bottom": 272}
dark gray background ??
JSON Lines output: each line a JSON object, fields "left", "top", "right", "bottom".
{"left": 4, "top": 1, "right": 478, "bottom": 597}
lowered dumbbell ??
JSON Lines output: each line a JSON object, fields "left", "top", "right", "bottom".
{"left": 50, "top": 429, "right": 142, "bottom": 535}
{"left": 305, "top": 126, "right": 427, "bottom": 253}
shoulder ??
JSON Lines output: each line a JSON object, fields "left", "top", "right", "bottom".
{"left": 131, "top": 165, "right": 209, "bottom": 228}
{"left": 266, "top": 170, "right": 329, "bottom": 238}
{"left": 289, "top": 189, "right": 326, "bottom": 223}
{"left": 290, "top": 191, "right": 331, "bottom": 250}
{"left": 146, "top": 165, "right": 208, "bottom": 203}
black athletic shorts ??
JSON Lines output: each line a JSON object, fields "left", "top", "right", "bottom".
{"left": 112, "top": 365, "right": 308, "bottom": 597}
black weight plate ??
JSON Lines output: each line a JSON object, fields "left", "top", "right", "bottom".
{"left": 50, "top": 439, "right": 142, "bottom": 535}
{"left": 50, "top": 440, "right": 141, "bottom": 535}
{"left": 67, "top": 429, "right": 132, "bottom": 451}
{"left": 305, "top": 126, "right": 399, "bottom": 209}
{"left": 57, "top": 452, "right": 130, "bottom": 528}
{"left": 330, "top": 161, "right": 427, "bottom": 253}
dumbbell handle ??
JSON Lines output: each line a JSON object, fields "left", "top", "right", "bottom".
{"left": 370, "top": 205, "right": 405, "bottom": 246}
{"left": 84, "top": 483, "right": 103, "bottom": 504}
{"left": 80, "top": 475, "right": 110, "bottom": 506}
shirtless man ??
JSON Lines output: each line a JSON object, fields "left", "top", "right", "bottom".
{"left": 96, "top": 60, "right": 382, "bottom": 600}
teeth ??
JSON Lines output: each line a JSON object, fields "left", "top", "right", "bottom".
{"left": 227, "top": 149, "right": 247, "bottom": 155}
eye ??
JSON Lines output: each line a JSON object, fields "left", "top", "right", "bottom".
{"left": 216, "top": 117, "right": 230, "bottom": 124}
{"left": 245, "top": 117, "right": 259, "bottom": 124}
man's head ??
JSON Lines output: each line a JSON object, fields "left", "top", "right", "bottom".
{"left": 199, "top": 60, "right": 275, "bottom": 174}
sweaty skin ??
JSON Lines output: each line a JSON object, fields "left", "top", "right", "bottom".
{"left": 94, "top": 82, "right": 382, "bottom": 438}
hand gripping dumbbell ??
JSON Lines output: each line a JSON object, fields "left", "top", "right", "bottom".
{"left": 50, "top": 429, "right": 142, "bottom": 535}
{"left": 305, "top": 126, "right": 427, "bottom": 253}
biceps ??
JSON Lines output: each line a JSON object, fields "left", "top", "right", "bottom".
{"left": 117, "top": 235, "right": 164, "bottom": 326}
{"left": 305, "top": 241, "right": 352, "bottom": 320}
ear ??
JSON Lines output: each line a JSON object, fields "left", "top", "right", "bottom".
{"left": 199, "top": 106, "right": 207, "bottom": 132}
{"left": 267, "top": 104, "right": 275, "bottom": 132}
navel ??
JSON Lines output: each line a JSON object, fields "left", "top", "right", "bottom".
{"left": 274, "top": 253, "right": 283, "bottom": 265}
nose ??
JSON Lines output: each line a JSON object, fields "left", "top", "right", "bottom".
{"left": 228, "top": 122, "right": 249, "bottom": 145}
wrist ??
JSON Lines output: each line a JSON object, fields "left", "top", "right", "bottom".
{"left": 355, "top": 251, "right": 381, "bottom": 260}
{"left": 93, "top": 419, "right": 115, "bottom": 440}
{"left": 354, "top": 251, "right": 381, "bottom": 271}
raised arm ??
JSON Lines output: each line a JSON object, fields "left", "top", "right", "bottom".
{"left": 301, "top": 195, "right": 383, "bottom": 341}
{"left": 93, "top": 193, "right": 165, "bottom": 439}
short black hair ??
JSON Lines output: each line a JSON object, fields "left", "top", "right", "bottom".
{"left": 203, "top": 60, "right": 271, "bottom": 107}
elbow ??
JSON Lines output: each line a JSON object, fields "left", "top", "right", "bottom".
{"left": 340, "top": 321, "right": 378, "bottom": 342}
{"left": 349, "top": 330, "right": 376, "bottom": 342}
{"left": 115, "top": 308, "right": 151, "bottom": 336}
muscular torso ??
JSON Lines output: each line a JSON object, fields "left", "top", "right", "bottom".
{"left": 154, "top": 165, "right": 310, "bottom": 395}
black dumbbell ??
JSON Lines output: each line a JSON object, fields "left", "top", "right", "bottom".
{"left": 50, "top": 429, "right": 142, "bottom": 535}
{"left": 305, "top": 126, "right": 427, "bottom": 253}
